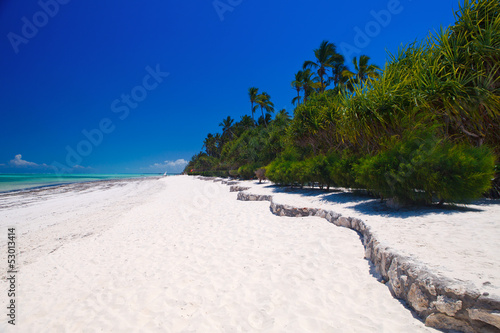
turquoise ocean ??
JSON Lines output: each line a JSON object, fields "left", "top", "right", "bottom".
{"left": 0, "top": 174, "right": 163, "bottom": 193}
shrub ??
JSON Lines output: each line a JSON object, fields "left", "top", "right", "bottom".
{"left": 238, "top": 163, "right": 260, "bottom": 180}
{"left": 355, "top": 133, "right": 495, "bottom": 204}
{"left": 308, "top": 155, "right": 329, "bottom": 187}
{"left": 188, "top": 170, "right": 229, "bottom": 177}
{"left": 289, "top": 160, "right": 310, "bottom": 186}
{"left": 327, "top": 150, "right": 360, "bottom": 188}
{"left": 417, "top": 142, "right": 495, "bottom": 203}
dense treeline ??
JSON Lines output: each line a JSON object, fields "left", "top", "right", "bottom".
{"left": 184, "top": 106, "right": 291, "bottom": 178}
{"left": 186, "top": 0, "right": 499, "bottom": 204}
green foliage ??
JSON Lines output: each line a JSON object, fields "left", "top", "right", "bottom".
{"left": 289, "top": 90, "right": 342, "bottom": 155}
{"left": 265, "top": 149, "right": 359, "bottom": 188}
{"left": 265, "top": 148, "right": 301, "bottom": 184}
{"left": 355, "top": 132, "right": 495, "bottom": 204}
{"left": 326, "top": 150, "right": 360, "bottom": 188}
{"left": 238, "top": 163, "right": 261, "bottom": 180}
{"left": 308, "top": 154, "right": 330, "bottom": 187}
{"left": 188, "top": 170, "right": 229, "bottom": 177}
{"left": 187, "top": 108, "right": 291, "bottom": 176}
{"left": 187, "top": 0, "right": 499, "bottom": 202}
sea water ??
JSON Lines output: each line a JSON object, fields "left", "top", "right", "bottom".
{"left": 0, "top": 173, "right": 162, "bottom": 193}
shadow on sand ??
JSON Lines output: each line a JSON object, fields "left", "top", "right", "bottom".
{"left": 257, "top": 183, "right": 498, "bottom": 218}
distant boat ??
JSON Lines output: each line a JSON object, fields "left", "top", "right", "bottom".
{"left": 163, "top": 170, "right": 168, "bottom": 176}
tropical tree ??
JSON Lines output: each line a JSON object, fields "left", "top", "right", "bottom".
{"left": 301, "top": 69, "right": 321, "bottom": 102}
{"left": 248, "top": 87, "right": 259, "bottom": 122}
{"left": 254, "top": 92, "right": 274, "bottom": 126}
{"left": 329, "top": 59, "right": 348, "bottom": 88}
{"left": 303, "top": 40, "right": 344, "bottom": 92}
{"left": 202, "top": 133, "right": 223, "bottom": 158}
{"left": 219, "top": 116, "right": 235, "bottom": 141}
{"left": 232, "top": 115, "right": 255, "bottom": 137}
{"left": 291, "top": 71, "right": 304, "bottom": 106}
{"left": 202, "top": 134, "right": 217, "bottom": 157}
{"left": 342, "top": 55, "right": 381, "bottom": 89}
{"left": 258, "top": 113, "right": 273, "bottom": 126}
{"left": 291, "top": 69, "right": 321, "bottom": 105}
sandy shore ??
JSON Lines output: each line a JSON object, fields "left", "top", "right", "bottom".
{"left": 238, "top": 180, "right": 500, "bottom": 301}
{"left": 0, "top": 176, "right": 438, "bottom": 332}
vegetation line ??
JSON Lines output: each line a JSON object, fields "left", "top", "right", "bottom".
{"left": 186, "top": 0, "right": 499, "bottom": 205}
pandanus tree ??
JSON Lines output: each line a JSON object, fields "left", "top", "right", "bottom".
{"left": 427, "top": 0, "right": 500, "bottom": 152}
{"left": 342, "top": 55, "right": 381, "bottom": 90}
{"left": 253, "top": 92, "right": 274, "bottom": 126}
{"left": 303, "top": 40, "right": 344, "bottom": 92}
{"left": 248, "top": 87, "right": 259, "bottom": 122}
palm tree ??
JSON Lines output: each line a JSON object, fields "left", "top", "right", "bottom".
{"left": 219, "top": 116, "right": 235, "bottom": 141}
{"left": 238, "top": 115, "right": 255, "bottom": 130}
{"left": 303, "top": 40, "right": 344, "bottom": 92}
{"left": 291, "top": 71, "right": 304, "bottom": 106}
{"left": 330, "top": 58, "right": 348, "bottom": 87}
{"left": 258, "top": 113, "right": 273, "bottom": 127}
{"left": 291, "top": 69, "right": 320, "bottom": 105}
{"left": 254, "top": 92, "right": 274, "bottom": 126}
{"left": 301, "top": 69, "right": 320, "bottom": 102}
{"left": 202, "top": 134, "right": 217, "bottom": 157}
{"left": 342, "top": 55, "right": 381, "bottom": 89}
{"left": 248, "top": 87, "right": 259, "bottom": 121}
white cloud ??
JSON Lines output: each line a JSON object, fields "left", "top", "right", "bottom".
{"left": 7, "top": 154, "right": 54, "bottom": 169}
{"left": 72, "top": 165, "right": 91, "bottom": 169}
{"left": 165, "top": 159, "right": 189, "bottom": 167}
{"left": 145, "top": 159, "right": 189, "bottom": 173}
{"left": 10, "top": 154, "right": 39, "bottom": 167}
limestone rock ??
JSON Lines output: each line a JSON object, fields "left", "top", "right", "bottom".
{"left": 350, "top": 218, "right": 363, "bottom": 231}
{"left": 468, "top": 309, "right": 500, "bottom": 330}
{"left": 388, "top": 259, "right": 404, "bottom": 298}
{"left": 445, "top": 284, "right": 467, "bottom": 297}
{"left": 230, "top": 186, "right": 250, "bottom": 192}
{"left": 425, "top": 313, "right": 475, "bottom": 333}
{"left": 408, "top": 283, "right": 429, "bottom": 312}
{"left": 432, "top": 295, "right": 462, "bottom": 316}
{"left": 379, "top": 252, "right": 392, "bottom": 278}
{"left": 338, "top": 216, "right": 351, "bottom": 228}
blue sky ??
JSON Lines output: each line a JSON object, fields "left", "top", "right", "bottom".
{"left": 0, "top": 0, "right": 459, "bottom": 174}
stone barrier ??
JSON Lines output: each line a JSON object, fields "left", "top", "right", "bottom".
{"left": 233, "top": 188, "right": 500, "bottom": 333}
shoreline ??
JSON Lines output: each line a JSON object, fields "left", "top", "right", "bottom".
{"left": 203, "top": 176, "right": 500, "bottom": 332}
{"left": 0, "top": 174, "right": 165, "bottom": 194}
{"left": 0, "top": 176, "right": 163, "bottom": 209}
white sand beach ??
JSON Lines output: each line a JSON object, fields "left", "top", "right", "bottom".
{"left": 0, "top": 175, "right": 441, "bottom": 332}
{"left": 240, "top": 180, "right": 500, "bottom": 301}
